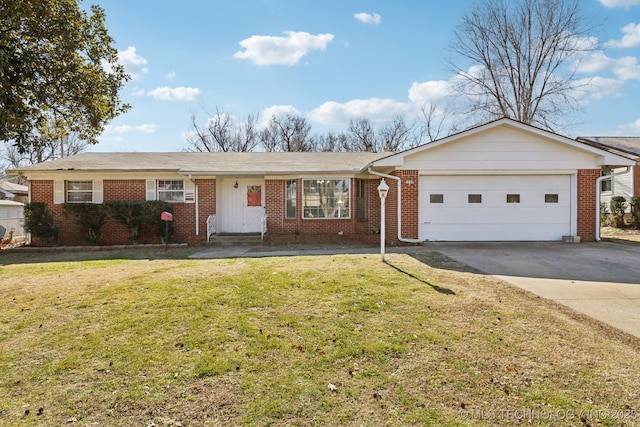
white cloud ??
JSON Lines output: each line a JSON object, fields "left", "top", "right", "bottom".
{"left": 597, "top": 0, "right": 640, "bottom": 7}
{"left": 103, "top": 123, "right": 158, "bottom": 135}
{"left": 118, "top": 46, "right": 149, "bottom": 79}
{"left": 147, "top": 86, "right": 201, "bottom": 102}
{"left": 259, "top": 105, "right": 302, "bottom": 128}
{"left": 309, "top": 98, "right": 414, "bottom": 126}
{"left": 408, "top": 80, "right": 455, "bottom": 104}
{"left": 132, "top": 88, "right": 145, "bottom": 97}
{"left": 574, "top": 76, "right": 625, "bottom": 100}
{"left": 617, "top": 117, "right": 640, "bottom": 134}
{"left": 166, "top": 71, "right": 176, "bottom": 80}
{"left": 354, "top": 13, "right": 381, "bottom": 25}
{"left": 234, "top": 31, "right": 335, "bottom": 66}
{"left": 575, "top": 51, "right": 640, "bottom": 81}
{"left": 605, "top": 23, "right": 640, "bottom": 48}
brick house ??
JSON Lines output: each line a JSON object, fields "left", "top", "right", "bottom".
{"left": 9, "top": 119, "right": 636, "bottom": 246}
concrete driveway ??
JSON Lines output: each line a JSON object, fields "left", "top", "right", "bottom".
{"left": 425, "top": 241, "right": 640, "bottom": 339}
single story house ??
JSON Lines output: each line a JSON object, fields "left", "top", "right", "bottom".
{"left": 576, "top": 137, "right": 640, "bottom": 208}
{"left": 0, "top": 180, "right": 28, "bottom": 203}
{"left": 8, "top": 118, "right": 637, "bottom": 246}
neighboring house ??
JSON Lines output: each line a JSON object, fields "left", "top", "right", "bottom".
{"left": 8, "top": 118, "right": 636, "bottom": 245}
{"left": 0, "top": 180, "right": 28, "bottom": 203}
{"left": 0, "top": 200, "right": 25, "bottom": 241}
{"left": 576, "top": 137, "right": 640, "bottom": 209}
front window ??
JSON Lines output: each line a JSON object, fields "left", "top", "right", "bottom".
{"left": 158, "top": 180, "right": 184, "bottom": 202}
{"left": 66, "top": 181, "right": 93, "bottom": 203}
{"left": 601, "top": 170, "right": 612, "bottom": 193}
{"left": 303, "top": 179, "right": 350, "bottom": 219}
{"left": 286, "top": 180, "right": 296, "bottom": 219}
{"left": 356, "top": 179, "right": 366, "bottom": 219}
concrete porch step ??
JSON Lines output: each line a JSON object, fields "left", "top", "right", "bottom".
{"left": 207, "top": 233, "right": 263, "bottom": 245}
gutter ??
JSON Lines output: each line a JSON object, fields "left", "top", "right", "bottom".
{"left": 595, "top": 166, "right": 630, "bottom": 241}
{"left": 367, "top": 167, "right": 422, "bottom": 244}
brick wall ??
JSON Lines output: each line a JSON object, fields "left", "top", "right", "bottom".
{"left": 264, "top": 178, "right": 380, "bottom": 242}
{"left": 197, "top": 179, "right": 216, "bottom": 242}
{"left": 577, "top": 169, "right": 599, "bottom": 242}
{"left": 635, "top": 166, "right": 640, "bottom": 197}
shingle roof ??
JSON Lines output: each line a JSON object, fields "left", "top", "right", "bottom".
{"left": 577, "top": 137, "right": 640, "bottom": 159}
{"left": 9, "top": 152, "right": 390, "bottom": 175}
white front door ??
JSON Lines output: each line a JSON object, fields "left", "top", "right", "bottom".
{"left": 217, "top": 178, "right": 265, "bottom": 233}
{"left": 418, "top": 175, "right": 572, "bottom": 241}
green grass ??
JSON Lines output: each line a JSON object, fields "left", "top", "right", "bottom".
{"left": 0, "top": 249, "right": 639, "bottom": 426}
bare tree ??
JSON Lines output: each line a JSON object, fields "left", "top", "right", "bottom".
{"left": 1, "top": 131, "right": 87, "bottom": 170}
{"left": 418, "top": 102, "right": 461, "bottom": 142}
{"left": 186, "top": 107, "right": 259, "bottom": 152}
{"left": 313, "top": 132, "right": 351, "bottom": 152}
{"left": 378, "top": 115, "right": 414, "bottom": 151}
{"left": 347, "top": 118, "right": 377, "bottom": 152}
{"left": 259, "top": 113, "right": 313, "bottom": 152}
{"left": 448, "top": 0, "right": 594, "bottom": 130}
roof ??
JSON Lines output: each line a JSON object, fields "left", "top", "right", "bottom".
{"left": 576, "top": 137, "right": 640, "bottom": 160}
{"left": 0, "top": 180, "right": 27, "bottom": 194}
{"left": 9, "top": 151, "right": 390, "bottom": 175}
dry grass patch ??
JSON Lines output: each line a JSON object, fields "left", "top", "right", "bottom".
{"left": 0, "top": 249, "right": 639, "bottom": 426}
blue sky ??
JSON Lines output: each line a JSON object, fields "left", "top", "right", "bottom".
{"left": 94, "top": 0, "right": 640, "bottom": 152}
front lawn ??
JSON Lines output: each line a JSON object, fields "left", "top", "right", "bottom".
{"left": 0, "top": 249, "right": 638, "bottom": 426}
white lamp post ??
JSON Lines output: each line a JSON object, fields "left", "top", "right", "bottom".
{"left": 377, "top": 178, "right": 389, "bottom": 262}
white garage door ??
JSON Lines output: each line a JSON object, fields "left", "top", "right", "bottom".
{"left": 419, "top": 175, "right": 571, "bottom": 241}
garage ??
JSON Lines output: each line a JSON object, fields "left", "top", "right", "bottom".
{"left": 418, "top": 175, "right": 572, "bottom": 241}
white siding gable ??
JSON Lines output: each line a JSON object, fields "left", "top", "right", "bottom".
{"left": 403, "top": 126, "right": 597, "bottom": 172}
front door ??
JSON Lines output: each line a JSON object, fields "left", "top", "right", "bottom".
{"left": 217, "top": 178, "right": 265, "bottom": 233}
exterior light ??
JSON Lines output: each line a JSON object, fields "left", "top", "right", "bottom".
{"left": 377, "top": 178, "right": 390, "bottom": 262}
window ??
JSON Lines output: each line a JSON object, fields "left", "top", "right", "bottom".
{"left": 601, "top": 170, "right": 612, "bottom": 193}
{"left": 545, "top": 194, "right": 559, "bottom": 203}
{"left": 356, "top": 179, "right": 366, "bottom": 219}
{"left": 430, "top": 194, "right": 444, "bottom": 203}
{"left": 66, "top": 181, "right": 93, "bottom": 203}
{"left": 286, "top": 180, "right": 296, "bottom": 219}
{"left": 506, "top": 194, "right": 520, "bottom": 203}
{"left": 302, "top": 179, "right": 350, "bottom": 219}
{"left": 157, "top": 180, "right": 184, "bottom": 202}
{"left": 468, "top": 194, "right": 482, "bottom": 203}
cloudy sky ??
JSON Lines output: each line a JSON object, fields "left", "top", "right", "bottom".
{"left": 94, "top": 0, "right": 640, "bottom": 152}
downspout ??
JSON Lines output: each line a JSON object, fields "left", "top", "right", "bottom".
{"left": 368, "top": 167, "right": 422, "bottom": 244}
{"left": 595, "top": 167, "right": 630, "bottom": 241}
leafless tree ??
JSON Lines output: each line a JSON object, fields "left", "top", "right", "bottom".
{"left": 448, "top": 0, "right": 595, "bottom": 130}
{"left": 418, "top": 102, "right": 462, "bottom": 142}
{"left": 186, "top": 107, "right": 259, "bottom": 152}
{"left": 1, "top": 132, "right": 87, "bottom": 171}
{"left": 378, "top": 115, "right": 414, "bottom": 152}
{"left": 313, "top": 132, "right": 350, "bottom": 152}
{"left": 259, "top": 113, "right": 313, "bottom": 152}
{"left": 347, "top": 118, "right": 376, "bottom": 152}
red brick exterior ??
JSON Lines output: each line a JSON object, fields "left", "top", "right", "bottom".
{"left": 634, "top": 166, "right": 640, "bottom": 197}
{"left": 577, "top": 169, "right": 600, "bottom": 242}
{"left": 263, "top": 178, "right": 381, "bottom": 243}
{"left": 26, "top": 168, "right": 604, "bottom": 246}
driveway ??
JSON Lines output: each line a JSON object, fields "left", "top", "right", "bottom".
{"left": 424, "top": 241, "right": 640, "bottom": 339}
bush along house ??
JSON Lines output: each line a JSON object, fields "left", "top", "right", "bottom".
{"left": 9, "top": 119, "right": 637, "bottom": 247}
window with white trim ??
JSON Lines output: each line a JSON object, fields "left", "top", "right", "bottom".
{"left": 286, "top": 180, "right": 296, "bottom": 219}
{"left": 302, "top": 179, "right": 350, "bottom": 219}
{"left": 157, "top": 180, "right": 184, "bottom": 202}
{"left": 66, "top": 181, "right": 93, "bottom": 203}
{"left": 601, "top": 170, "right": 612, "bottom": 193}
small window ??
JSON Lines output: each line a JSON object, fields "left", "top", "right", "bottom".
{"left": 468, "top": 194, "right": 482, "bottom": 203}
{"left": 430, "top": 194, "right": 444, "bottom": 203}
{"left": 545, "top": 194, "right": 559, "bottom": 203}
{"left": 601, "top": 170, "right": 612, "bottom": 193}
{"left": 506, "top": 194, "right": 520, "bottom": 203}
{"left": 157, "top": 180, "right": 184, "bottom": 202}
{"left": 285, "top": 180, "right": 296, "bottom": 219}
{"left": 66, "top": 181, "right": 93, "bottom": 203}
{"left": 356, "top": 179, "right": 366, "bottom": 219}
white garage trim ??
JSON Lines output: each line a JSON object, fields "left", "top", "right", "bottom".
{"left": 419, "top": 174, "right": 574, "bottom": 241}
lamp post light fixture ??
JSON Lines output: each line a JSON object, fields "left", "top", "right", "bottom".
{"left": 377, "top": 178, "right": 390, "bottom": 262}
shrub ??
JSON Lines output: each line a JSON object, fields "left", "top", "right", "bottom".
{"left": 23, "top": 202, "right": 59, "bottom": 243}
{"left": 599, "top": 202, "right": 612, "bottom": 227}
{"left": 610, "top": 196, "right": 628, "bottom": 228}
{"left": 105, "top": 200, "right": 173, "bottom": 243}
{"left": 63, "top": 203, "right": 107, "bottom": 245}
{"left": 629, "top": 196, "right": 640, "bottom": 229}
